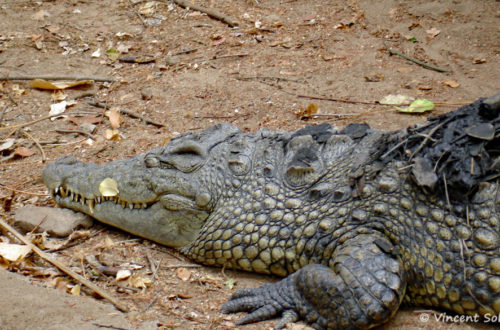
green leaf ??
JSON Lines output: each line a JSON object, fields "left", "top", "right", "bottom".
{"left": 395, "top": 99, "right": 434, "bottom": 113}
{"left": 106, "top": 48, "right": 120, "bottom": 61}
{"left": 408, "top": 37, "right": 418, "bottom": 43}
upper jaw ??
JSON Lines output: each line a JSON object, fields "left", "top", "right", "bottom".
{"left": 43, "top": 156, "right": 213, "bottom": 247}
{"left": 43, "top": 155, "right": 211, "bottom": 215}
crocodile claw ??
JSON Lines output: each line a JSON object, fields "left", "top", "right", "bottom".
{"left": 222, "top": 280, "right": 299, "bottom": 328}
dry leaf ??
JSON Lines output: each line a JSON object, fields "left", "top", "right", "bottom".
{"left": 104, "top": 236, "right": 115, "bottom": 249}
{"left": 13, "top": 147, "right": 36, "bottom": 158}
{"left": 0, "top": 138, "right": 15, "bottom": 152}
{"left": 116, "top": 269, "right": 132, "bottom": 281}
{"left": 11, "top": 84, "right": 25, "bottom": 96}
{"left": 70, "top": 284, "right": 81, "bottom": 296}
{"left": 177, "top": 267, "right": 191, "bottom": 281}
{"left": 473, "top": 58, "right": 486, "bottom": 64}
{"left": 425, "top": 28, "right": 441, "bottom": 38}
{"left": 105, "top": 129, "right": 121, "bottom": 141}
{"left": 52, "top": 90, "right": 67, "bottom": 102}
{"left": 0, "top": 243, "right": 31, "bottom": 262}
{"left": 297, "top": 103, "right": 319, "bottom": 119}
{"left": 31, "top": 34, "right": 44, "bottom": 50}
{"left": 31, "top": 79, "right": 94, "bottom": 90}
{"left": 105, "top": 108, "right": 122, "bottom": 129}
{"left": 442, "top": 80, "right": 460, "bottom": 88}
{"left": 379, "top": 94, "right": 414, "bottom": 105}
{"left": 130, "top": 275, "right": 152, "bottom": 289}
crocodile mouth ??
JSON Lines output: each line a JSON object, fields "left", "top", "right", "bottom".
{"left": 49, "top": 185, "right": 155, "bottom": 213}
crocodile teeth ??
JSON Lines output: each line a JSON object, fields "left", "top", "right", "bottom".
{"left": 54, "top": 187, "right": 59, "bottom": 195}
{"left": 87, "top": 199, "right": 94, "bottom": 213}
{"left": 60, "top": 186, "right": 67, "bottom": 198}
{"left": 129, "top": 203, "right": 134, "bottom": 210}
{"left": 97, "top": 196, "right": 102, "bottom": 203}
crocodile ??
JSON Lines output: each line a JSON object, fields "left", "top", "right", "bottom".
{"left": 43, "top": 94, "right": 500, "bottom": 329}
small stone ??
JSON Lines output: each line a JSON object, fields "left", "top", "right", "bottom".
{"left": 14, "top": 206, "right": 93, "bottom": 237}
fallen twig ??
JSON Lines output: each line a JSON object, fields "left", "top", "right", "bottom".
{"left": 129, "top": 0, "right": 148, "bottom": 27}
{"left": 0, "top": 114, "right": 65, "bottom": 131}
{"left": 236, "top": 74, "right": 299, "bottom": 83}
{"left": 172, "top": 0, "right": 240, "bottom": 27}
{"left": 88, "top": 101, "right": 165, "bottom": 128}
{"left": 22, "top": 130, "right": 46, "bottom": 163}
{"left": 0, "top": 183, "right": 48, "bottom": 197}
{"left": 0, "top": 218, "right": 129, "bottom": 312}
{"left": 0, "top": 75, "right": 114, "bottom": 82}
{"left": 214, "top": 53, "right": 249, "bottom": 60}
{"left": 383, "top": 42, "right": 448, "bottom": 73}
{"left": 298, "top": 94, "right": 376, "bottom": 105}
{"left": 54, "top": 129, "right": 94, "bottom": 139}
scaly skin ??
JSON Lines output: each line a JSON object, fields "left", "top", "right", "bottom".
{"left": 43, "top": 96, "right": 500, "bottom": 329}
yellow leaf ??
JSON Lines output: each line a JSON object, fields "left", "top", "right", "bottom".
{"left": 30, "top": 79, "right": 94, "bottom": 90}
{"left": 70, "top": 284, "right": 81, "bottom": 296}
{"left": 130, "top": 275, "right": 152, "bottom": 289}
{"left": 105, "top": 108, "right": 122, "bottom": 129}
{"left": 105, "top": 129, "right": 121, "bottom": 141}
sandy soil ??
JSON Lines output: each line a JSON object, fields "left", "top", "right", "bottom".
{"left": 0, "top": 0, "right": 499, "bottom": 329}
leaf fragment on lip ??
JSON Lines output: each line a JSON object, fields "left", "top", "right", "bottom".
{"left": 99, "top": 178, "right": 119, "bottom": 197}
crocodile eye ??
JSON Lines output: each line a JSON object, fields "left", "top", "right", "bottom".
{"left": 152, "top": 141, "right": 207, "bottom": 172}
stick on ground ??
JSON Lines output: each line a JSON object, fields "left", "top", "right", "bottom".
{"left": 0, "top": 218, "right": 130, "bottom": 313}
{"left": 0, "top": 75, "right": 115, "bottom": 82}
{"left": 88, "top": 101, "right": 165, "bottom": 128}
{"left": 383, "top": 42, "right": 448, "bottom": 73}
{"left": 172, "top": 0, "right": 240, "bottom": 27}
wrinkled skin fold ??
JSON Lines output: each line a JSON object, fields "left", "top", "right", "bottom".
{"left": 44, "top": 94, "right": 500, "bottom": 329}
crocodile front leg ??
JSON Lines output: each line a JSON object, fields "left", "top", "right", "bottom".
{"left": 222, "top": 234, "right": 406, "bottom": 329}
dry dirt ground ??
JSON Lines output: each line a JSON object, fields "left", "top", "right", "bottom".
{"left": 0, "top": 0, "right": 499, "bottom": 329}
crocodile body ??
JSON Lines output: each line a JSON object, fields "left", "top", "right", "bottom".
{"left": 43, "top": 95, "right": 500, "bottom": 329}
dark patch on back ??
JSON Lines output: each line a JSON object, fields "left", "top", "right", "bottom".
{"left": 340, "top": 123, "right": 371, "bottom": 139}
{"left": 383, "top": 93, "right": 500, "bottom": 200}
{"left": 292, "top": 123, "right": 333, "bottom": 143}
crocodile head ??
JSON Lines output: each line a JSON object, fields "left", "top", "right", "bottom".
{"left": 43, "top": 124, "right": 241, "bottom": 247}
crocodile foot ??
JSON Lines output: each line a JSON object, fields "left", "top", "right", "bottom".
{"left": 222, "top": 234, "right": 406, "bottom": 329}
{"left": 222, "top": 276, "right": 301, "bottom": 329}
